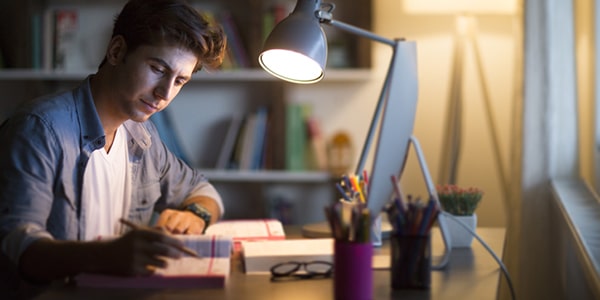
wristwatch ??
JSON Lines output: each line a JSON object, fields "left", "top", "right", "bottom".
{"left": 184, "top": 203, "right": 212, "bottom": 234}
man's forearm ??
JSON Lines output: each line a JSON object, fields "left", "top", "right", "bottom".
{"left": 18, "top": 238, "right": 112, "bottom": 283}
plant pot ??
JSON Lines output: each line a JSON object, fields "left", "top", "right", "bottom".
{"left": 447, "top": 213, "right": 477, "bottom": 248}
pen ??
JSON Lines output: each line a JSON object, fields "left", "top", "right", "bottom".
{"left": 119, "top": 218, "right": 200, "bottom": 258}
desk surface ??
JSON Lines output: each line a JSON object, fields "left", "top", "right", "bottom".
{"left": 34, "top": 227, "right": 505, "bottom": 300}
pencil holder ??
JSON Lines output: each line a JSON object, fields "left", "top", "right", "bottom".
{"left": 390, "top": 234, "right": 431, "bottom": 289}
{"left": 333, "top": 241, "right": 373, "bottom": 300}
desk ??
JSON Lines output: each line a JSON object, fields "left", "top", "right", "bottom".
{"left": 34, "top": 227, "right": 505, "bottom": 300}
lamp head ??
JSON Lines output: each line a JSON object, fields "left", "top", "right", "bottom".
{"left": 258, "top": 0, "right": 327, "bottom": 84}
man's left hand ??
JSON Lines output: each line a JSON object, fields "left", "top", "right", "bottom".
{"left": 155, "top": 209, "right": 205, "bottom": 234}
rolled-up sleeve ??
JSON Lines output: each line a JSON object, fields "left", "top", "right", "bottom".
{"left": 132, "top": 121, "right": 224, "bottom": 218}
{"left": 0, "top": 114, "right": 62, "bottom": 264}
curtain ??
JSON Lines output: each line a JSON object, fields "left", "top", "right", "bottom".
{"left": 500, "top": 0, "right": 579, "bottom": 299}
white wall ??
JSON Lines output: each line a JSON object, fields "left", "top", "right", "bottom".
{"left": 288, "top": 1, "right": 518, "bottom": 227}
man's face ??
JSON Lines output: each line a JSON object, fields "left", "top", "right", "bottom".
{"left": 111, "top": 44, "right": 197, "bottom": 123}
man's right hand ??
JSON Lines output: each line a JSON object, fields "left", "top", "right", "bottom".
{"left": 17, "top": 225, "right": 189, "bottom": 282}
{"left": 104, "top": 226, "right": 186, "bottom": 276}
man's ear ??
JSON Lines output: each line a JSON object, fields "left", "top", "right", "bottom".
{"left": 105, "top": 35, "right": 127, "bottom": 66}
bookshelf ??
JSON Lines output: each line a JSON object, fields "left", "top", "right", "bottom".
{"left": 0, "top": 0, "right": 372, "bottom": 225}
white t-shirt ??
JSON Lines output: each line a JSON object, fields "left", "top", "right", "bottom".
{"left": 82, "top": 125, "right": 131, "bottom": 240}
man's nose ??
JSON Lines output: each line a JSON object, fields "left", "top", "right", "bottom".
{"left": 154, "top": 78, "right": 175, "bottom": 100}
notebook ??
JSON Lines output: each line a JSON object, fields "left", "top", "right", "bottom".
{"left": 75, "top": 234, "right": 233, "bottom": 288}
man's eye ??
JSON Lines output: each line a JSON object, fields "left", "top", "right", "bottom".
{"left": 151, "top": 66, "right": 165, "bottom": 74}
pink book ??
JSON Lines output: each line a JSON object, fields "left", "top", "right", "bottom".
{"left": 205, "top": 219, "right": 286, "bottom": 252}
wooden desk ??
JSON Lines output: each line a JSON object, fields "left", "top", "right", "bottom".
{"left": 33, "top": 227, "right": 505, "bottom": 300}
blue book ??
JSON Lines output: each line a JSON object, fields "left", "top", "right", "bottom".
{"left": 150, "top": 110, "right": 190, "bottom": 165}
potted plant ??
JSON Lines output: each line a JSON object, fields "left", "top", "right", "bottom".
{"left": 436, "top": 184, "right": 483, "bottom": 248}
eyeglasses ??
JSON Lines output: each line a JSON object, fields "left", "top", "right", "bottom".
{"left": 270, "top": 261, "right": 333, "bottom": 281}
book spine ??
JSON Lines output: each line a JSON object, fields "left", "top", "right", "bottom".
{"left": 251, "top": 106, "right": 268, "bottom": 170}
{"left": 285, "top": 103, "right": 308, "bottom": 171}
{"left": 219, "top": 11, "right": 250, "bottom": 69}
{"left": 31, "top": 13, "right": 42, "bottom": 69}
{"left": 53, "top": 9, "right": 78, "bottom": 70}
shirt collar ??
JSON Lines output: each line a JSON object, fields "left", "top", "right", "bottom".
{"left": 75, "top": 76, "right": 105, "bottom": 151}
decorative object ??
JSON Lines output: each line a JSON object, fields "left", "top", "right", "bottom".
{"left": 436, "top": 184, "right": 483, "bottom": 247}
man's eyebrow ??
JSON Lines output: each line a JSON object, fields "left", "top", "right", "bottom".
{"left": 149, "top": 57, "right": 191, "bottom": 81}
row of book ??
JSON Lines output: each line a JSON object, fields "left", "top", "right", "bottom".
{"left": 20, "top": 3, "right": 290, "bottom": 71}
{"left": 216, "top": 103, "right": 327, "bottom": 171}
{"left": 218, "top": 2, "right": 295, "bottom": 70}
{"left": 27, "top": 8, "right": 78, "bottom": 70}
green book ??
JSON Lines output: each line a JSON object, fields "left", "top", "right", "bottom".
{"left": 285, "top": 103, "right": 307, "bottom": 171}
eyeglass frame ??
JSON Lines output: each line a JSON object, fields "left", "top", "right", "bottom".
{"left": 270, "top": 260, "right": 333, "bottom": 281}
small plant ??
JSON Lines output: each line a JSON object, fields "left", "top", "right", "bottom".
{"left": 436, "top": 184, "right": 483, "bottom": 216}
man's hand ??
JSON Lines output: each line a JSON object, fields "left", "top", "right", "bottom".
{"left": 18, "top": 226, "right": 190, "bottom": 281}
{"left": 155, "top": 209, "right": 205, "bottom": 234}
{"left": 106, "top": 226, "right": 186, "bottom": 276}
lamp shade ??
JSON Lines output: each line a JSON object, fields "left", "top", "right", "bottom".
{"left": 258, "top": 0, "right": 327, "bottom": 84}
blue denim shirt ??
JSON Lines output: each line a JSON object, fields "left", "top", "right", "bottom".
{"left": 0, "top": 77, "right": 223, "bottom": 266}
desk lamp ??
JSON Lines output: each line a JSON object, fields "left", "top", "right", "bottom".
{"left": 259, "top": 0, "right": 452, "bottom": 269}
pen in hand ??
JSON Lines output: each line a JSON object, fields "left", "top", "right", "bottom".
{"left": 119, "top": 218, "right": 200, "bottom": 258}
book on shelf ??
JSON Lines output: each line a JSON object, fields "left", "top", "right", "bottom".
{"left": 225, "top": 107, "right": 270, "bottom": 170}
{"left": 216, "top": 113, "right": 244, "bottom": 169}
{"left": 52, "top": 9, "right": 78, "bottom": 70}
{"left": 285, "top": 103, "right": 309, "bottom": 171}
{"left": 75, "top": 234, "right": 233, "bottom": 289}
{"left": 218, "top": 10, "right": 250, "bottom": 69}
{"left": 306, "top": 116, "right": 328, "bottom": 171}
{"left": 150, "top": 109, "right": 191, "bottom": 165}
{"left": 250, "top": 106, "right": 269, "bottom": 170}
{"left": 238, "top": 113, "right": 257, "bottom": 170}
{"left": 240, "top": 238, "right": 334, "bottom": 274}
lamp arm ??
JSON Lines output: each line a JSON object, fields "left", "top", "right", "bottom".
{"left": 319, "top": 16, "right": 396, "bottom": 47}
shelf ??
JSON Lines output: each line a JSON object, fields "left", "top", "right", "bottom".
{"left": 0, "top": 68, "right": 372, "bottom": 82}
{"left": 198, "top": 169, "right": 334, "bottom": 183}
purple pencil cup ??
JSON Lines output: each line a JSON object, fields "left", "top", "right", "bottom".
{"left": 333, "top": 241, "right": 373, "bottom": 300}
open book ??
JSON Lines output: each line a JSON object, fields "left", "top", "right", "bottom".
{"left": 75, "top": 235, "right": 233, "bottom": 288}
{"left": 205, "top": 219, "right": 286, "bottom": 252}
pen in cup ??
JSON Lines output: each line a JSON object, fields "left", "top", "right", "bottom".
{"left": 119, "top": 218, "right": 200, "bottom": 258}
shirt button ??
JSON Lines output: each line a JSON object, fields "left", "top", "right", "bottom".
{"left": 142, "top": 200, "right": 148, "bottom": 205}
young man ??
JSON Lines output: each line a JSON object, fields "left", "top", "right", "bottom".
{"left": 0, "top": 0, "right": 227, "bottom": 287}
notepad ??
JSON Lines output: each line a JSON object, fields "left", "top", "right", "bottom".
{"left": 75, "top": 235, "right": 233, "bottom": 288}
{"left": 240, "top": 238, "right": 334, "bottom": 274}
